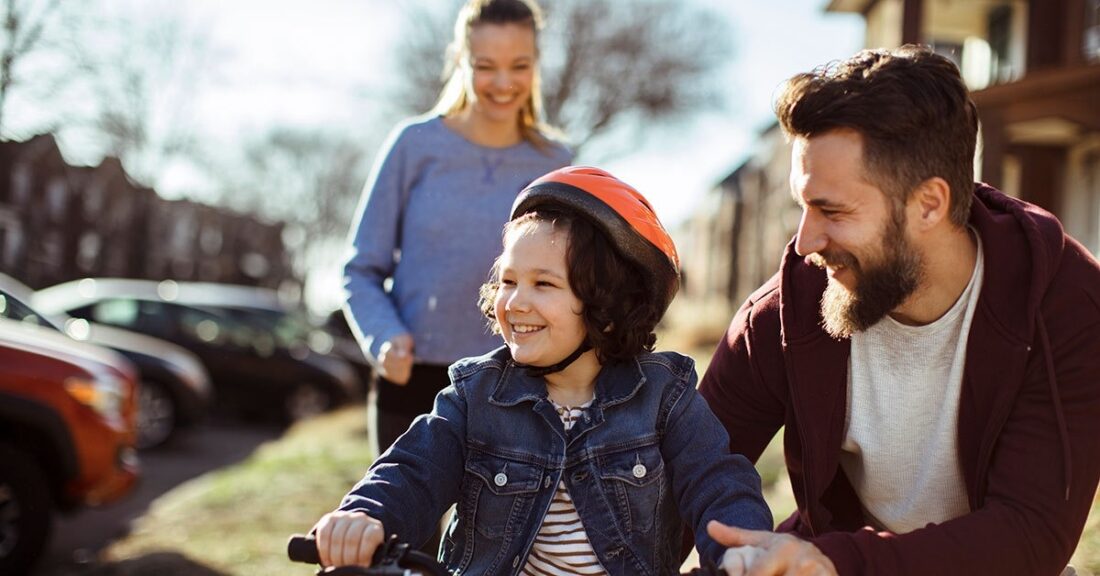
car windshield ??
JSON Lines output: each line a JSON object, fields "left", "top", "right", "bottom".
{"left": 219, "top": 307, "right": 313, "bottom": 349}
{"left": 177, "top": 305, "right": 266, "bottom": 350}
{"left": 0, "top": 290, "right": 62, "bottom": 331}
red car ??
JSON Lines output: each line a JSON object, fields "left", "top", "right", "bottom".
{"left": 0, "top": 317, "right": 140, "bottom": 575}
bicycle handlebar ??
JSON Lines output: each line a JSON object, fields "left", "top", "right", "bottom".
{"left": 287, "top": 534, "right": 448, "bottom": 576}
{"left": 287, "top": 534, "right": 322, "bottom": 564}
{"left": 288, "top": 533, "right": 725, "bottom": 575}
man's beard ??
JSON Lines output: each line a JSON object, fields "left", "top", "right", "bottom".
{"left": 809, "top": 212, "right": 923, "bottom": 339}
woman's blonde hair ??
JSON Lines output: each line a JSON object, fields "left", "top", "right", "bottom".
{"left": 430, "top": 0, "right": 559, "bottom": 148}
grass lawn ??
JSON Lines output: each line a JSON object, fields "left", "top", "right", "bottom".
{"left": 92, "top": 337, "right": 1099, "bottom": 575}
{"left": 99, "top": 408, "right": 375, "bottom": 576}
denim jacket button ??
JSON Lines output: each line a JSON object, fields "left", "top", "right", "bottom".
{"left": 543, "top": 475, "right": 552, "bottom": 488}
{"left": 494, "top": 473, "right": 508, "bottom": 487}
{"left": 632, "top": 464, "right": 647, "bottom": 478}
{"left": 513, "top": 555, "right": 520, "bottom": 567}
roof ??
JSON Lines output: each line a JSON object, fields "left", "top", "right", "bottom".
{"left": 826, "top": 0, "right": 871, "bottom": 13}
{"left": 33, "top": 278, "right": 289, "bottom": 317}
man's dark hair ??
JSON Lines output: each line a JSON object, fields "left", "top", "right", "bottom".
{"left": 775, "top": 45, "right": 979, "bottom": 226}
{"left": 479, "top": 209, "right": 661, "bottom": 364}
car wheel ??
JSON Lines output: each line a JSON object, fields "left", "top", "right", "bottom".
{"left": 0, "top": 442, "right": 53, "bottom": 576}
{"left": 137, "top": 380, "right": 177, "bottom": 449}
{"left": 284, "top": 383, "right": 330, "bottom": 423}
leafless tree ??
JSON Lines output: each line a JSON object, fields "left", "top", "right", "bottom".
{"left": 217, "top": 127, "right": 369, "bottom": 275}
{"left": 391, "top": 0, "right": 732, "bottom": 155}
{"left": 62, "top": 4, "right": 221, "bottom": 188}
{"left": 0, "top": 0, "right": 61, "bottom": 133}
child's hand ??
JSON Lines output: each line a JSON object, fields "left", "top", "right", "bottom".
{"left": 313, "top": 510, "right": 385, "bottom": 568}
{"left": 719, "top": 545, "right": 764, "bottom": 575}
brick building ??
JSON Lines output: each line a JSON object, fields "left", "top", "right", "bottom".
{"left": 0, "top": 134, "right": 294, "bottom": 291}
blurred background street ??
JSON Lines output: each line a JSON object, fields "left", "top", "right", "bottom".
{"left": 1, "top": 0, "right": 1098, "bottom": 574}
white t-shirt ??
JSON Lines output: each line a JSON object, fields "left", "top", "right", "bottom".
{"left": 839, "top": 232, "right": 984, "bottom": 533}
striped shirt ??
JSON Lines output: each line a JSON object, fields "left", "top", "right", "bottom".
{"left": 521, "top": 402, "right": 607, "bottom": 576}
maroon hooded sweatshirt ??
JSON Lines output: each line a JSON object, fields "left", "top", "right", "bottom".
{"left": 700, "top": 184, "right": 1100, "bottom": 575}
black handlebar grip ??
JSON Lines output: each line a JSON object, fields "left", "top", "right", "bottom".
{"left": 287, "top": 534, "right": 322, "bottom": 564}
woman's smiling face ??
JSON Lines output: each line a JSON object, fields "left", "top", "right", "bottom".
{"left": 462, "top": 22, "right": 537, "bottom": 126}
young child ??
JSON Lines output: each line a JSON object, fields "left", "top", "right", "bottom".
{"left": 314, "top": 166, "right": 772, "bottom": 575}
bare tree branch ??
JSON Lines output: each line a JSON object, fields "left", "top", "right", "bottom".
{"left": 58, "top": 5, "right": 222, "bottom": 188}
{"left": 0, "top": 0, "right": 62, "bottom": 132}
{"left": 214, "top": 127, "right": 369, "bottom": 276}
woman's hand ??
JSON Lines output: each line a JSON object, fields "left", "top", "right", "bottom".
{"left": 314, "top": 510, "right": 386, "bottom": 568}
{"left": 378, "top": 333, "right": 414, "bottom": 385}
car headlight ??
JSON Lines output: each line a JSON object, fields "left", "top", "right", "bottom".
{"left": 64, "top": 374, "right": 127, "bottom": 430}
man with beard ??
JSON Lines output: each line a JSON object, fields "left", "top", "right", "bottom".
{"left": 699, "top": 46, "right": 1100, "bottom": 576}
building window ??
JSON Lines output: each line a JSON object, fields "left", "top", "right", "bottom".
{"left": 84, "top": 184, "right": 105, "bottom": 219}
{"left": 200, "top": 227, "right": 223, "bottom": 255}
{"left": 987, "top": 4, "right": 1015, "bottom": 84}
{"left": 12, "top": 165, "right": 31, "bottom": 205}
{"left": 47, "top": 178, "right": 68, "bottom": 222}
{"left": 39, "top": 231, "right": 63, "bottom": 267}
{"left": 0, "top": 214, "right": 22, "bottom": 269}
{"left": 1086, "top": 0, "right": 1100, "bottom": 61}
{"left": 1084, "top": 150, "right": 1100, "bottom": 256}
{"left": 78, "top": 232, "right": 101, "bottom": 272}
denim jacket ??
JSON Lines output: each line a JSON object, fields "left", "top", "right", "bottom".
{"left": 337, "top": 346, "right": 772, "bottom": 575}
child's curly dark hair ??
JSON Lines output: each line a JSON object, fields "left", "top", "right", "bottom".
{"left": 478, "top": 209, "right": 663, "bottom": 364}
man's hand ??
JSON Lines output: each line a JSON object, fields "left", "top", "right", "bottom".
{"left": 708, "top": 520, "right": 838, "bottom": 576}
{"left": 720, "top": 544, "right": 765, "bottom": 575}
{"left": 377, "top": 333, "right": 414, "bottom": 385}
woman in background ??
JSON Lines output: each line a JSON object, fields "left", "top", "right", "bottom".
{"left": 343, "top": 0, "right": 571, "bottom": 458}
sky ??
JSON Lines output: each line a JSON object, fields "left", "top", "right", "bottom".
{"left": 162, "top": 0, "right": 865, "bottom": 225}
{"left": 602, "top": 1, "right": 865, "bottom": 224}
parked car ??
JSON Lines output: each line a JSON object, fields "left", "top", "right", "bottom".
{"left": 138, "top": 284, "right": 373, "bottom": 401}
{"left": 34, "top": 279, "right": 360, "bottom": 423}
{"left": 0, "top": 318, "right": 139, "bottom": 575}
{"left": 185, "top": 296, "right": 373, "bottom": 401}
{"left": 0, "top": 274, "right": 211, "bottom": 449}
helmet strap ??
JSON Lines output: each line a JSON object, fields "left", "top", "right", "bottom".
{"left": 519, "top": 341, "right": 593, "bottom": 378}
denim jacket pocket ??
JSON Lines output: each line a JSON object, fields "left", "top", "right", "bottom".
{"left": 465, "top": 452, "right": 544, "bottom": 541}
{"left": 598, "top": 445, "right": 666, "bottom": 535}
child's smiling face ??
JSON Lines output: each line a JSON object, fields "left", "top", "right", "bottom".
{"left": 494, "top": 220, "right": 588, "bottom": 367}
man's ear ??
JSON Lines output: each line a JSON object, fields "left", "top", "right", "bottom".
{"left": 910, "top": 177, "right": 951, "bottom": 229}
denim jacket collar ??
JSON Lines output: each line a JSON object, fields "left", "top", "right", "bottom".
{"left": 489, "top": 356, "right": 647, "bottom": 409}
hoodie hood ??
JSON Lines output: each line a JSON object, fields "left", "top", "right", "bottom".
{"left": 968, "top": 184, "right": 1065, "bottom": 335}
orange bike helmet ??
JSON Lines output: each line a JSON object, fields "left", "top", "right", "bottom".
{"left": 510, "top": 166, "right": 681, "bottom": 315}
